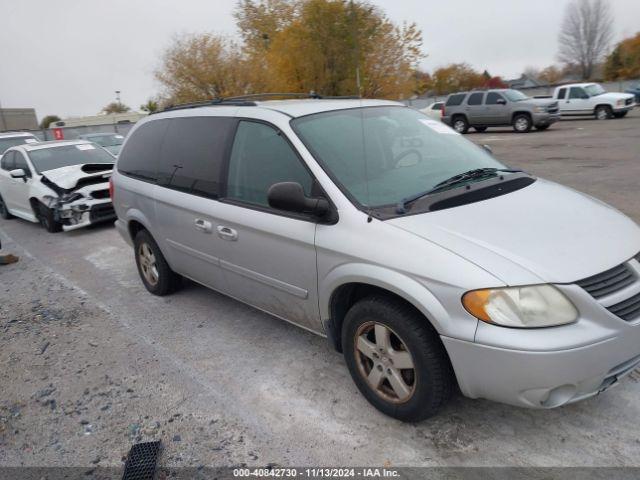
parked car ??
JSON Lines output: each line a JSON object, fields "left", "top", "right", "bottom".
{"left": 625, "top": 83, "right": 640, "bottom": 104}
{"left": 420, "top": 102, "right": 444, "bottom": 120}
{"left": 113, "top": 98, "right": 640, "bottom": 422}
{"left": 0, "top": 131, "right": 39, "bottom": 157}
{"left": 441, "top": 89, "right": 560, "bottom": 133}
{"left": 539, "top": 83, "right": 635, "bottom": 119}
{"left": 78, "top": 132, "right": 125, "bottom": 156}
{"left": 0, "top": 140, "right": 116, "bottom": 232}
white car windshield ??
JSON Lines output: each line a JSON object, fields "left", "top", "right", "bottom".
{"left": 292, "top": 106, "right": 506, "bottom": 208}
{"left": 584, "top": 84, "right": 606, "bottom": 96}
{"left": 28, "top": 144, "right": 115, "bottom": 173}
{"left": 0, "top": 136, "right": 37, "bottom": 155}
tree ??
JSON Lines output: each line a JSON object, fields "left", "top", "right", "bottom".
{"left": 102, "top": 102, "right": 131, "bottom": 114}
{"left": 140, "top": 99, "right": 159, "bottom": 113}
{"left": 558, "top": 0, "right": 613, "bottom": 80}
{"left": 39, "top": 115, "right": 61, "bottom": 129}
{"left": 427, "top": 63, "right": 485, "bottom": 95}
{"left": 604, "top": 32, "right": 640, "bottom": 80}
{"left": 155, "top": 33, "right": 254, "bottom": 104}
{"left": 538, "top": 65, "right": 565, "bottom": 85}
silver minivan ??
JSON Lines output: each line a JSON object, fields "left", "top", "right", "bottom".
{"left": 112, "top": 97, "right": 640, "bottom": 422}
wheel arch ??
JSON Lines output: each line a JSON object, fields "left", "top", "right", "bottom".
{"left": 511, "top": 110, "right": 532, "bottom": 122}
{"left": 321, "top": 265, "right": 453, "bottom": 352}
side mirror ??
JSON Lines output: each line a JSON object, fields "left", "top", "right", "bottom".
{"left": 268, "top": 182, "right": 329, "bottom": 216}
{"left": 9, "top": 168, "right": 26, "bottom": 180}
{"left": 482, "top": 144, "right": 493, "bottom": 155}
{"left": 496, "top": 98, "right": 507, "bottom": 105}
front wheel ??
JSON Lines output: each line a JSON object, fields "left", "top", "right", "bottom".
{"left": 595, "top": 105, "right": 613, "bottom": 120}
{"left": 512, "top": 114, "right": 532, "bottom": 133}
{"left": 342, "top": 296, "right": 454, "bottom": 422}
{"left": 38, "top": 202, "right": 62, "bottom": 233}
{"left": 0, "top": 194, "right": 14, "bottom": 220}
{"left": 134, "top": 229, "right": 182, "bottom": 296}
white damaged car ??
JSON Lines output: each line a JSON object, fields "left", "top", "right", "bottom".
{"left": 0, "top": 140, "right": 115, "bottom": 232}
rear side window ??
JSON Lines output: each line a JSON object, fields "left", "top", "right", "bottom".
{"left": 157, "top": 117, "right": 236, "bottom": 199}
{"left": 117, "top": 119, "right": 169, "bottom": 182}
{"left": 485, "top": 92, "right": 505, "bottom": 104}
{"left": 446, "top": 94, "right": 466, "bottom": 107}
{"left": 467, "top": 92, "right": 484, "bottom": 105}
{"left": 557, "top": 88, "right": 567, "bottom": 100}
{"left": 431, "top": 103, "right": 443, "bottom": 110}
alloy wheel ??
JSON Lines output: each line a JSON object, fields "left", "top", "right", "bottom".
{"left": 354, "top": 322, "right": 416, "bottom": 404}
{"left": 514, "top": 117, "right": 529, "bottom": 131}
{"left": 138, "top": 242, "right": 159, "bottom": 286}
{"left": 453, "top": 120, "right": 466, "bottom": 133}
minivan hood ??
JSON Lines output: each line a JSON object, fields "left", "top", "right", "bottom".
{"left": 388, "top": 179, "right": 640, "bottom": 284}
{"left": 40, "top": 163, "right": 114, "bottom": 191}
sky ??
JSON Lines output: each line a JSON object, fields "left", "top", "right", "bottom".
{"left": 1, "top": 0, "right": 639, "bottom": 120}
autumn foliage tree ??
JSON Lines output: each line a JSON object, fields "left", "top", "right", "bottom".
{"left": 155, "top": 0, "right": 424, "bottom": 102}
{"left": 604, "top": 32, "right": 640, "bottom": 81}
{"left": 426, "top": 64, "right": 485, "bottom": 95}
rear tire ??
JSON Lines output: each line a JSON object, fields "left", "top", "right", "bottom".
{"left": 38, "top": 202, "right": 62, "bottom": 233}
{"left": 451, "top": 116, "right": 469, "bottom": 134}
{"left": 342, "top": 296, "right": 454, "bottom": 422}
{"left": 512, "top": 114, "right": 532, "bottom": 133}
{"left": 595, "top": 105, "right": 613, "bottom": 120}
{"left": 0, "top": 194, "right": 14, "bottom": 220}
{"left": 134, "top": 229, "right": 182, "bottom": 296}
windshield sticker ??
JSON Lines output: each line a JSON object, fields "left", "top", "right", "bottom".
{"left": 419, "top": 119, "right": 459, "bottom": 135}
{"left": 76, "top": 144, "right": 96, "bottom": 151}
{"left": 25, "top": 138, "right": 39, "bottom": 144}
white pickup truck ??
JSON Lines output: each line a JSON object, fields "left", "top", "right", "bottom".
{"left": 538, "top": 83, "right": 635, "bottom": 119}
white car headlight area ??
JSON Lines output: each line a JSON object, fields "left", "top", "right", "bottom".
{"left": 462, "top": 284, "right": 578, "bottom": 328}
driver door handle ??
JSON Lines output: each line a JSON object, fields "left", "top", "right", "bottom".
{"left": 217, "top": 225, "right": 238, "bottom": 241}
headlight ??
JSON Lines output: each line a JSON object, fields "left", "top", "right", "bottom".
{"left": 462, "top": 285, "right": 578, "bottom": 328}
{"left": 616, "top": 99, "right": 625, "bottom": 106}
{"left": 534, "top": 106, "right": 546, "bottom": 113}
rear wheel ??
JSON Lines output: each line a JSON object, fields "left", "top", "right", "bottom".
{"left": 474, "top": 126, "right": 487, "bottom": 133}
{"left": 512, "top": 114, "right": 532, "bottom": 133}
{"left": 134, "top": 229, "right": 182, "bottom": 296}
{"left": 595, "top": 105, "right": 613, "bottom": 120}
{"left": 451, "top": 116, "right": 469, "bottom": 134}
{"left": 0, "top": 194, "right": 14, "bottom": 220}
{"left": 342, "top": 296, "right": 454, "bottom": 422}
{"left": 38, "top": 202, "right": 62, "bottom": 233}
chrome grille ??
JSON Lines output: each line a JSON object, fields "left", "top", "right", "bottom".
{"left": 576, "top": 263, "right": 635, "bottom": 299}
{"left": 626, "top": 98, "right": 633, "bottom": 106}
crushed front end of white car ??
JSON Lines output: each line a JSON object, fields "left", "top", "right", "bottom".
{"left": 39, "top": 163, "right": 115, "bottom": 231}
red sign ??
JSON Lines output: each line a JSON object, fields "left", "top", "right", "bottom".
{"left": 52, "top": 128, "right": 64, "bottom": 140}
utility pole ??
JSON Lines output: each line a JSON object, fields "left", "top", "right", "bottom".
{"left": 115, "top": 90, "right": 122, "bottom": 105}
{"left": 0, "top": 100, "right": 6, "bottom": 132}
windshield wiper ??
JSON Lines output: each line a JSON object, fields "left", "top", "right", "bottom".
{"left": 396, "top": 168, "right": 523, "bottom": 214}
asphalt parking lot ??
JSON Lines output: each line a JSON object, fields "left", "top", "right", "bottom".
{"left": 1, "top": 111, "right": 640, "bottom": 469}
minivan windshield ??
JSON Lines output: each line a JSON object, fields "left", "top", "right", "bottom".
{"left": 584, "top": 84, "right": 606, "bottom": 96}
{"left": 291, "top": 106, "right": 506, "bottom": 209}
{"left": 28, "top": 144, "right": 115, "bottom": 173}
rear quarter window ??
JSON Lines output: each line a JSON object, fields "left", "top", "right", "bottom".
{"left": 445, "top": 94, "right": 466, "bottom": 107}
{"left": 117, "top": 119, "right": 170, "bottom": 182}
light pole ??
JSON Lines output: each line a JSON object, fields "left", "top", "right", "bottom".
{"left": 115, "top": 90, "right": 122, "bottom": 106}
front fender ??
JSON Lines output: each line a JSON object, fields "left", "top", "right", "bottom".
{"left": 319, "top": 262, "right": 478, "bottom": 341}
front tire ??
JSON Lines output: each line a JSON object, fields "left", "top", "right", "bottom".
{"left": 595, "top": 105, "right": 613, "bottom": 120}
{"left": 512, "top": 114, "right": 532, "bottom": 133}
{"left": 342, "top": 296, "right": 454, "bottom": 422}
{"left": 134, "top": 229, "right": 182, "bottom": 296}
{"left": 38, "top": 202, "right": 62, "bottom": 233}
{"left": 0, "top": 194, "right": 14, "bottom": 220}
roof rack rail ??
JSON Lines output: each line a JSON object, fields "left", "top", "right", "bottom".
{"left": 155, "top": 92, "right": 362, "bottom": 114}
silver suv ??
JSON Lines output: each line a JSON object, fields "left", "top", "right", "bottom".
{"left": 113, "top": 97, "right": 640, "bottom": 422}
{"left": 442, "top": 89, "right": 560, "bottom": 133}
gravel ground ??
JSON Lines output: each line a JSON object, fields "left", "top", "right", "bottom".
{"left": 1, "top": 111, "right": 640, "bottom": 471}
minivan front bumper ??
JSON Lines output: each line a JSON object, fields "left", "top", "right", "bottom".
{"left": 442, "top": 320, "right": 640, "bottom": 408}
